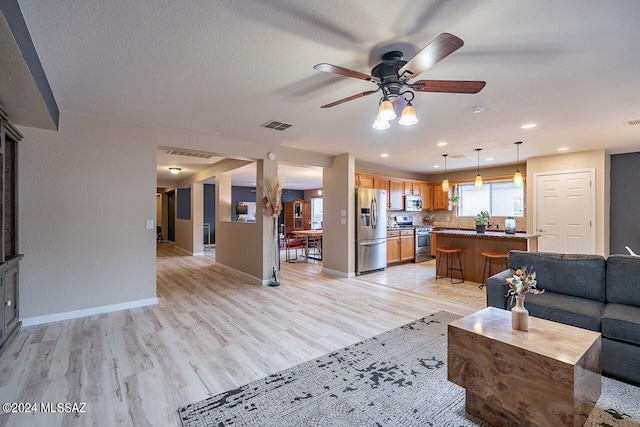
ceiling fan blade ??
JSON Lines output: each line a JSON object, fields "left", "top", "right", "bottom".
{"left": 399, "top": 33, "right": 464, "bottom": 78}
{"left": 314, "top": 63, "right": 374, "bottom": 81}
{"left": 320, "top": 90, "right": 379, "bottom": 108}
{"left": 411, "top": 80, "right": 486, "bottom": 94}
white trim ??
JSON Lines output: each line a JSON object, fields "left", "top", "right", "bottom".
{"left": 21, "top": 298, "right": 159, "bottom": 327}
{"left": 322, "top": 267, "right": 355, "bottom": 278}
{"left": 215, "top": 262, "right": 263, "bottom": 286}
{"left": 533, "top": 168, "right": 596, "bottom": 254}
{"left": 192, "top": 252, "right": 205, "bottom": 256}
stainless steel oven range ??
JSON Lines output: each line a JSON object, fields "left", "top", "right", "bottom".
{"left": 414, "top": 225, "right": 432, "bottom": 263}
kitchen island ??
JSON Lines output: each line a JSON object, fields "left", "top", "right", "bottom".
{"left": 431, "top": 229, "right": 539, "bottom": 284}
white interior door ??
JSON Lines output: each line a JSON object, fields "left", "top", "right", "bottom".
{"left": 535, "top": 170, "right": 594, "bottom": 254}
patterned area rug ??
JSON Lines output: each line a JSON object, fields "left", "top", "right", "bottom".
{"left": 179, "top": 311, "right": 640, "bottom": 426}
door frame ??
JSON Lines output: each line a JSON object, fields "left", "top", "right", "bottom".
{"left": 532, "top": 168, "right": 596, "bottom": 254}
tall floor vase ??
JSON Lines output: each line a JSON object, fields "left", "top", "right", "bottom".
{"left": 268, "top": 217, "right": 280, "bottom": 286}
{"left": 511, "top": 295, "right": 528, "bottom": 331}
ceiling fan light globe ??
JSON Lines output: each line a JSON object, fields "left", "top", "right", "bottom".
{"left": 378, "top": 100, "right": 396, "bottom": 121}
{"left": 372, "top": 117, "right": 390, "bottom": 130}
{"left": 513, "top": 171, "right": 523, "bottom": 187}
{"left": 475, "top": 174, "right": 483, "bottom": 189}
{"left": 398, "top": 104, "right": 418, "bottom": 125}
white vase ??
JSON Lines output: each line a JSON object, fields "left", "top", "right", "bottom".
{"left": 511, "top": 295, "right": 528, "bottom": 331}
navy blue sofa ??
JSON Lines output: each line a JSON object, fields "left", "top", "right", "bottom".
{"left": 486, "top": 251, "right": 640, "bottom": 384}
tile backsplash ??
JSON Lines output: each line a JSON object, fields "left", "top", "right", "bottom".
{"left": 389, "top": 210, "right": 526, "bottom": 232}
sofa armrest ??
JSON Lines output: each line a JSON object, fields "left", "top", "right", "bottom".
{"left": 486, "top": 268, "right": 514, "bottom": 310}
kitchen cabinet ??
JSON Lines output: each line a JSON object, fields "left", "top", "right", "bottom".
{"left": 386, "top": 229, "right": 415, "bottom": 264}
{"left": 386, "top": 231, "right": 401, "bottom": 263}
{"left": 388, "top": 180, "right": 404, "bottom": 210}
{"left": 0, "top": 107, "right": 23, "bottom": 355}
{"left": 373, "top": 177, "right": 389, "bottom": 191}
{"left": 421, "top": 183, "right": 433, "bottom": 211}
{"left": 356, "top": 173, "right": 374, "bottom": 189}
{"left": 403, "top": 181, "right": 424, "bottom": 196}
{"left": 433, "top": 186, "right": 450, "bottom": 210}
{"left": 399, "top": 230, "right": 415, "bottom": 261}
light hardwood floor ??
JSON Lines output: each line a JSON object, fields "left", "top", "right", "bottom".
{"left": 0, "top": 244, "right": 486, "bottom": 427}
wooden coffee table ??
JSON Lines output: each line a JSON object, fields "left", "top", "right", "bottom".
{"left": 448, "top": 307, "right": 601, "bottom": 427}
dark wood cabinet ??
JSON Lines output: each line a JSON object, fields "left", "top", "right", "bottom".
{"left": 0, "top": 106, "right": 23, "bottom": 354}
{"left": 284, "top": 199, "right": 310, "bottom": 234}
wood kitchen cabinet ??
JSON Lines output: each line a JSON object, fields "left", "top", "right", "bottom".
{"left": 388, "top": 180, "right": 404, "bottom": 210}
{"left": 0, "top": 107, "right": 23, "bottom": 355}
{"left": 433, "top": 186, "right": 450, "bottom": 210}
{"left": 399, "top": 230, "right": 415, "bottom": 261}
{"left": 386, "top": 231, "right": 401, "bottom": 263}
{"left": 403, "top": 181, "right": 422, "bottom": 196}
{"left": 421, "top": 183, "right": 433, "bottom": 211}
{"left": 355, "top": 173, "right": 374, "bottom": 189}
{"left": 373, "top": 176, "right": 389, "bottom": 191}
{"left": 387, "top": 229, "right": 414, "bottom": 264}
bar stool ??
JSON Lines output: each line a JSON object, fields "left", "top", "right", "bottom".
{"left": 436, "top": 247, "right": 464, "bottom": 284}
{"left": 479, "top": 252, "right": 509, "bottom": 289}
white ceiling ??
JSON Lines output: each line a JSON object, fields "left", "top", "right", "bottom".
{"left": 17, "top": 0, "right": 640, "bottom": 187}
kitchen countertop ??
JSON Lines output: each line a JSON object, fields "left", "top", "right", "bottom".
{"left": 431, "top": 229, "right": 539, "bottom": 239}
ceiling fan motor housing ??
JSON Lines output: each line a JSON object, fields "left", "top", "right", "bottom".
{"left": 371, "top": 51, "right": 408, "bottom": 100}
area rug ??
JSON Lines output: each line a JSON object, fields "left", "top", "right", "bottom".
{"left": 179, "top": 311, "right": 640, "bottom": 426}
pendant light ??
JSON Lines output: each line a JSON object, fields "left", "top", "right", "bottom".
{"left": 513, "top": 141, "right": 523, "bottom": 187}
{"left": 442, "top": 154, "right": 450, "bottom": 192}
{"left": 474, "top": 148, "right": 483, "bottom": 189}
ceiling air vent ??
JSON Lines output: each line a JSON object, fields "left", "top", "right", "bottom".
{"left": 261, "top": 120, "right": 292, "bottom": 131}
{"left": 623, "top": 119, "right": 640, "bottom": 127}
{"left": 166, "top": 150, "right": 214, "bottom": 159}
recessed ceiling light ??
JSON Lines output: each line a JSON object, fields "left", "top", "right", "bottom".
{"left": 486, "top": 158, "right": 494, "bottom": 161}
{"left": 472, "top": 105, "right": 486, "bottom": 113}
{"left": 521, "top": 123, "right": 537, "bottom": 129}
{"left": 433, "top": 165, "right": 440, "bottom": 168}
{"left": 558, "top": 147, "right": 569, "bottom": 151}
{"left": 380, "top": 153, "right": 389, "bottom": 158}
{"left": 437, "top": 141, "right": 448, "bottom": 146}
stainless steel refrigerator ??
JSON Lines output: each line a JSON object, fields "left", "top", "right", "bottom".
{"left": 355, "top": 188, "right": 387, "bottom": 275}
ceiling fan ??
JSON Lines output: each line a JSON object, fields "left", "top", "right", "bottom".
{"left": 314, "top": 33, "right": 486, "bottom": 127}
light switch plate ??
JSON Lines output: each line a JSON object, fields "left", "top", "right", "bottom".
{"left": 146, "top": 220, "right": 154, "bottom": 229}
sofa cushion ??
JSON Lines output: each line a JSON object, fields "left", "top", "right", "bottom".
{"left": 601, "top": 303, "right": 640, "bottom": 346}
{"left": 606, "top": 255, "right": 640, "bottom": 308}
{"left": 511, "top": 291, "right": 604, "bottom": 332}
{"left": 508, "top": 251, "right": 606, "bottom": 302}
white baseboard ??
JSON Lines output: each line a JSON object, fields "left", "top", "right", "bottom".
{"left": 215, "top": 262, "right": 263, "bottom": 286}
{"left": 322, "top": 267, "right": 355, "bottom": 278}
{"left": 21, "top": 297, "right": 159, "bottom": 327}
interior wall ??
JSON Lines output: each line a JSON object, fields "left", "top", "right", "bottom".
{"left": 322, "top": 153, "right": 355, "bottom": 276}
{"left": 18, "top": 112, "right": 157, "bottom": 318}
{"left": 526, "top": 149, "right": 609, "bottom": 256}
{"left": 203, "top": 184, "right": 215, "bottom": 244}
{"left": 610, "top": 151, "right": 640, "bottom": 254}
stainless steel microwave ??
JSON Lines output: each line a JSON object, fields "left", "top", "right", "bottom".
{"left": 405, "top": 195, "right": 422, "bottom": 211}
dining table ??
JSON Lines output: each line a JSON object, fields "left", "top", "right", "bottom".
{"left": 291, "top": 229, "right": 323, "bottom": 261}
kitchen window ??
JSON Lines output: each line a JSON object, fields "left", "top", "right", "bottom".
{"left": 458, "top": 181, "right": 524, "bottom": 217}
